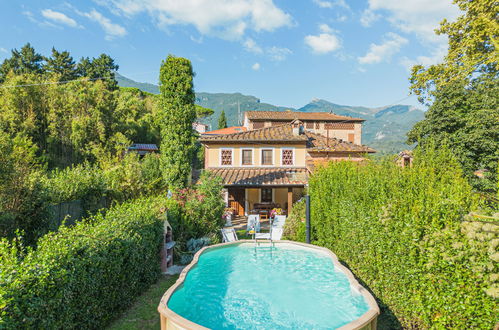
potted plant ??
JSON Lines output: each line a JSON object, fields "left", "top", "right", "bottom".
{"left": 223, "top": 208, "right": 234, "bottom": 226}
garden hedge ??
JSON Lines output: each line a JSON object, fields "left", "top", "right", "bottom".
{"left": 309, "top": 146, "right": 497, "bottom": 329}
{"left": 0, "top": 197, "right": 165, "bottom": 329}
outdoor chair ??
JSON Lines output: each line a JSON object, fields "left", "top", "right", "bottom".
{"left": 221, "top": 228, "right": 238, "bottom": 243}
{"left": 246, "top": 214, "right": 261, "bottom": 232}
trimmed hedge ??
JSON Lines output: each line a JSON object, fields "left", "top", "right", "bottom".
{"left": 309, "top": 146, "right": 497, "bottom": 329}
{"left": 0, "top": 197, "right": 165, "bottom": 329}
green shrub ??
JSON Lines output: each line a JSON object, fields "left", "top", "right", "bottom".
{"left": 104, "top": 153, "right": 165, "bottom": 203}
{"left": 0, "top": 133, "right": 50, "bottom": 244}
{"left": 282, "top": 199, "right": 306, "bottom": 242}
{"left": 165, "top": 171, "right": 225, "bottom": 255}
{"left": 308, "top": 144, "right": 497, "bottom": 328}
{"left": 42, "top": 162, "right": 107, "bottom": 213}
{"left": 0, "top": 197, "right": 165, "bottom": 329}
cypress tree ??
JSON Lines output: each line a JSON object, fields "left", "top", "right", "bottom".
{"left": 218, "top": 110, "right": 228, "bottom": 129}
{"left": 158, "top": 55, "right": 196, "bottom": 190}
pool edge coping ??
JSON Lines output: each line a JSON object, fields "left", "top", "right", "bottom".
{"left": 158, "top": 240, "right": 380, "bottom": 330}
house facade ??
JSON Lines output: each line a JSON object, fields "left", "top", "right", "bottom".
{"left": 243, "top": 111, "right": 365, "bottom": 145}
{"left": 200, "top": 116, "right": 375, "bottom": 216}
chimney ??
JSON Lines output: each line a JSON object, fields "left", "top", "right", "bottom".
{"left": 292, "top": 120, "right": 304, "bottom": 136}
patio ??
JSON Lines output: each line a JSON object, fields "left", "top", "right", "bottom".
{"left": 226, "top": 215, "right": 272, "bottom": 231}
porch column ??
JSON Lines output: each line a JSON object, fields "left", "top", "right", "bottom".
{"left": 287, "top": 187, "right": 293, "bottom": 215}
{"left": 222, "top": 188, "right": 229, "bottom": 207}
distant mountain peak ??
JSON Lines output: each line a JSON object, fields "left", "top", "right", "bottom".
{"left": 116, "top": 73, "right": 424, "bottom": 154}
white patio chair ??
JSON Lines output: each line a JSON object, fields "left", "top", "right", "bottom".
{"left": 221, "top": 228, "right": 238, "bottom": 242}
{"left": 272, "top": 215, "right": 287, "bottom": 229}
{"left": 246, "top": 214, "right": 261, "bottom": 232}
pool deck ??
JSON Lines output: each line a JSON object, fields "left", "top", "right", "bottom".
{"left": 225, "top": 215, "right": 271, "bottom": 231}
{"left": 158, "top": 240, "right": 380, "bottom": 330}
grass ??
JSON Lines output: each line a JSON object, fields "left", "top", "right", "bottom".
{"left": 236, "top": 229, "right": 252, "bottom": 239}
{"left": 108, "top": 275, "right": 179, "bottom": 330}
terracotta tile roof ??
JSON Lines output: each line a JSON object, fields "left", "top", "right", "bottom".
{"left": 207, "top": 167, "right": 308, "bottom": 186}
{"left": 201, "top": 122, "right": 375, "bottom": 153}
{"left": 245, "top": 111, "right": 365, "bottom": 122}
{"left": 204, "top": 126, "right": 247, "bottom": 135}
{"left": 200, "top": 123, "right": 308, "bottom": 143}
{"left": 305, "top": 131, "right": 376, "bottom": 153}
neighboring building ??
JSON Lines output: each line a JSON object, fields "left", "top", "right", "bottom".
{"left": 127, "top": 143, "right": 158, "bottom": 156}
{"left": 200, "top": 119, "right": 375, "bottom": 216}
{"left": 193, "top": 122, "right": 209, "bottom": 134}
{"left": 204, "top": 126, "right": 247, "bottom": 135}
{"left": 396, "top": 150, "right": 413, "bottom": 168}
{"left": 243, "top": 110, "right": 365, "bottom": 145}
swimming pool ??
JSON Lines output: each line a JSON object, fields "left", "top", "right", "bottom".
{"left": 158, "top": 241, "right": 379, "bottom": 330}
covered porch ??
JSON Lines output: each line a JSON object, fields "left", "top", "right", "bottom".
{"left": 208, "top": 166, "right": 308, "bottom": 218}
{"left": 225, "top": 186, "right": 304, "bottom": 217}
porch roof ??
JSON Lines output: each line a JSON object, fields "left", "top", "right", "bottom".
{"left": 207, "top": 167, "right": 308, "bottom": 186}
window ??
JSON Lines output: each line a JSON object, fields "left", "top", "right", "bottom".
{"left": 261, "top": 149, "right": 273, "bottom": 165}
{"left": 242, "top": 149, "right": 253, "bottom": 165}
{"left": 281, "top": 149, "right": 294, "bottom": 165}
{"left": 315, "top": 122, "right": 320, "bottom": 129}
{"left": 306, "top": 121, "right": 314, "bottom": 129}
{"left": 348, "top": 133, "right": 355, "bottom": 143}
{"left": 253, "top": 122, "right": 265, "bottom": 129}
{"left": 261, "top": 188, "right": 272, "bottom": 203}
{"left": 221, "top": 149, "right": 232, "bottom": 166}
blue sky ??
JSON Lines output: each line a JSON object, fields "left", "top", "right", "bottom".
{"left": 0, "top": 0, "right": 460, "bottom": 109}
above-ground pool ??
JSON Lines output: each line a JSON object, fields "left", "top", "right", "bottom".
{"left": 158, "top": 241, "right": 379, "bottom": 330}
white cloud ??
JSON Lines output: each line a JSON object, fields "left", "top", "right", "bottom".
{"left": 361, "top": 0, "right": 460, "bottom": 44}
{"left": 244, "top": 38, "right": 263, "bottom": 54}
{"left": 313, "top": 0, "right": 349, "bottom": 9}
{"left": 304, "top": 24, "right": 341, "bottom": 54}
{"left": 267, "top": 46, "right": 292, "bottom": 61}
{"left": 318, "top": 23, "right": 332, "bottom": 33}
{"left": 360, "top": 9, "right": 380, "bottom": 27}
{"left": 0, "top": 47, "right": 7, "bottom": 53}
{"left": 41, "top": 9, "right": 79, "bottom": 27}
{"left": 81, "top": 9, "right": 127, "bottom": 40}
{"left": 358, "top": 32, "right": 408, "bottom": 64}
{"left": 99, "top": 0, "right": 292, "bottom": 40}
{"left": 252, "top": 62, "right": 261, "bottom": 70}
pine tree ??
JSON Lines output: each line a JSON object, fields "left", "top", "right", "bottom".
{"left": 0, "top": 43, "right": 44, "bottom": 81}
{"left": 45, "top": 48, "right": 77, "bottom": 81}
{"left": 158, "top": 55, "right": 196, "bottom": 190}
{"left": 76, "top": 54, "right": 119, "bottom": 89}
{"left": 218, "top": 110, "right": 228, "bottom": 129}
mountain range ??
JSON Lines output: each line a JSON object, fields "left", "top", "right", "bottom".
{"left": 116, "top": 73, "right": 424, "bottom": 154}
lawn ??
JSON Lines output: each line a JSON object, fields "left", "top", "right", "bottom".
{"left": 108, "top": 275, "right": 179, "bottom": 330}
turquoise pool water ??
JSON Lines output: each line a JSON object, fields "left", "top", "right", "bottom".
{"left": 167, "top": 244, "right": 369, "bottom": 329}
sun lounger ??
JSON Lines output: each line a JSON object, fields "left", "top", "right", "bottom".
{"left": 221, "top": 228, "right": 238, "bottom": 242}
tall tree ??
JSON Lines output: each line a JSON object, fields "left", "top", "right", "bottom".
{"left": 158, "top": 55, "right": 196, "bottom": 190}
{"left": 217, "top": 110, "right": 228, "bottom": 129}
{"left": 410, "top": 0, "right": 498, "bottom": 104}
{"left": 0, "top": 43, "right": 45, "bottom": 82}
{"left": 76, "top": 54, "right": 118, "bottom": 89}
{"left": 44, "top": 47, "right": 77, "bottom": 81}
{"left": 408, "top": 0, "right": 499, "bottom": 192}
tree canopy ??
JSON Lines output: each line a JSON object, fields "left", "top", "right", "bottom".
{"left": 408, "top": 0, "right": 498, "bottom": 192}
{"left": 410, "top": 0, "right": 498, "bottom": 104}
